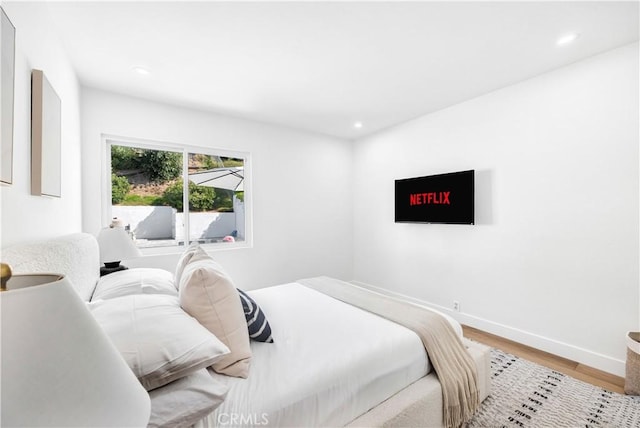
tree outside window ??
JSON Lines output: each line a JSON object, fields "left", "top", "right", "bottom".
{"left": 108, "top": 142, "right": 247, "bottom": 248}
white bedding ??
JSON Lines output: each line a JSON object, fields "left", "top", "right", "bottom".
{"left": 196, "top": 282, "right": 461, "bottom": 428}
{"left": 2, "top": 233, "right": 477, "bottom": 428}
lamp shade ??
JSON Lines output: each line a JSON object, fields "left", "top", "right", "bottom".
{"left": 0, "top": 274, "right": 150, "bottom": 427}
{"left": 97, "top": 225, "right": 141, "bottom": 265}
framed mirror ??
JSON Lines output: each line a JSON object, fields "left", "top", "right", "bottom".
{"left": 1, "top": 7, "right": 16, "bottom": 185}
{"left": 31, "top": 69, "right": 62, "bottom": 197}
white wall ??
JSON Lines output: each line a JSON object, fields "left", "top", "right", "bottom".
{"left": 81, "top": 88, "right": 353, "bottom": 289}
{"left": 3, "top": 1, "right": 635, "bottom": 379}
{"left": 0, "top": 3, "right": 82, "bottom": 247}
{"left": 352, "top": 43, "right": 639, "bottom": 376}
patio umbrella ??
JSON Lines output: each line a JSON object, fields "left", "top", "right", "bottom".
{"left": 188, "top": 167, "right": 244, "bottom": 191}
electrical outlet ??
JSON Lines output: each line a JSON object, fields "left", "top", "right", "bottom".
{"left": 453, "top": 301, "right": 460, "bottom": 312}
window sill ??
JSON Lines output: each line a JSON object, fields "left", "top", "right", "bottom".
{"left": 138, "top": 240, "right": 252, "bottom": 257}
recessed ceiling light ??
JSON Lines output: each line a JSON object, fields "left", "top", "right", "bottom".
{"left": 132, "top": 66, "right": 151, "bottom": 75}
{"left": 556, "top": 32, "right": 580, "bottom": 46}
{"left": 353, "top": 121, "right": 363, "bottom": 129}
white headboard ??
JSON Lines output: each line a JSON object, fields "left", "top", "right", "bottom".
{"left": 2, "top": 233, "right": 100, "bottom": 301}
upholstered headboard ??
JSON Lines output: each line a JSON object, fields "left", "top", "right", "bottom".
{"left": 2, "top": 233, "right": 100, "bottom": 301}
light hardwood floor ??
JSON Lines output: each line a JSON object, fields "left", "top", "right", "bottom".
{"left": 462, "top": 325, "right": 626, "bottom": 394}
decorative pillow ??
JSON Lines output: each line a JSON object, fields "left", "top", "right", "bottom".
{"left": 90, "top": 294, "right": 230, "bottom": 391}
{"left": 238, "top": 289, "right": 274, "bottom": 343}
{"left": 174, "top": 243, "right": 206, "bottom": 287}
{"left": 148, "top": 368, "right": 228, "bottom": 428}
{"left": 179, "top": 252, "right": 252, "bottom": 378}
{"left": 92, "top": 268, "right": 177, "bottom": 301}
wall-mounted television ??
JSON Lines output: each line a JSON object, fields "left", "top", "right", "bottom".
{"left": 395, "top": 170, "right": 474, "bottom": 224}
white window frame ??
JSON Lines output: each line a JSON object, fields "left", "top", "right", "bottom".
{"left": 102, "top": 134, "right": 252, "bottom": 255}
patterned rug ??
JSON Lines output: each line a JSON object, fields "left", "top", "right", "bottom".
{"left": 466, "top": 349, "right": 640, "bottom": 428}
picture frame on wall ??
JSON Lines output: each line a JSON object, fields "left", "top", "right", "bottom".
{"left": 31, "top": 69, "right": 62, "bottom": 197}
{"left": 1, "top": 7, "right": 16, "bottom": 185}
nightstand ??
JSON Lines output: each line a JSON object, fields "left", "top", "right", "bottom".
{"left": 100, "top": 265, "right": 128, "bottom": 277}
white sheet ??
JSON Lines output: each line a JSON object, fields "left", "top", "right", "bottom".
{"left": 196, "top": 282, "right": 460, "bottom": 428}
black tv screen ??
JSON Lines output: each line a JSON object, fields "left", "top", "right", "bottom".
{"left": 395, "top": 170, "right": 474, "bottom": 224}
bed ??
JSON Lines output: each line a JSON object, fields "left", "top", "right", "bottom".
{"left": 2, "top": 233, "right": 490, "bottom": 428}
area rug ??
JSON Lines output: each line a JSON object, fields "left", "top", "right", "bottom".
{"left": 466, "top": 349, "right": 640, "bottom": 427}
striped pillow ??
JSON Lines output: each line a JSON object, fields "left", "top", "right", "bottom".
{"left": 237, "top": 289, "right": 274, "bottom": 343}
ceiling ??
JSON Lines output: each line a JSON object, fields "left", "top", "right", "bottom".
{"left": 42, "top": 1, "right": 639, "bottom": 140}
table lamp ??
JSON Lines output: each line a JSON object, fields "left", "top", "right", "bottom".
{"left": 0, "top": 264, "right": 150, "bottom": 426}
{"left": 97, "top": 218, "right": 141, "bottom": 274}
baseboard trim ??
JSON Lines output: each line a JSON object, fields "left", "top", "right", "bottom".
{"left": 350, "top": 280, "right": 626, "bottom": 377}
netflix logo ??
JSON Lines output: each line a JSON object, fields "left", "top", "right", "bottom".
{"left": 395, "top": 170, "right": 474, "bottom": 224}
{"left": 409, "top": 191, "right": 450, "bottom": 206}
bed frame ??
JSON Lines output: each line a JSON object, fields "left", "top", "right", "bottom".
{"left": 2, "top": 233, "right": 491, "bottom": 427}
{"left": 348, "top": 339, "right": 490, "bottom": 427}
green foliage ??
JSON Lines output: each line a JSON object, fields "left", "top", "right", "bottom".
{"left": 221, "top": 157, "right": 244, "bottom": 167}
{"left": 189, "top": 183, "right": 217, "bottom": 211}
{"left": 235, "top": 191, "right": 244, "bottom": 202}
{"left": 111, "top": 145, "right": 182, "bottom": 183}
{"left": 162, "top": 180, "right": 185, "bottom": 211}
{"left": 191, "top": 153, "right": 220, "bottom": 169}
{"left": 111, "top": 173, "right": 131, "bottom": 204}
{"left": 120, "top": 194, "right": 164, "bottom": 206}
{"left": 214, "top": 189, "right": 233, "bottom": 211}
{"left": 162, "top": 179, "right": 216, "bottom": 212}
{"left": 111, "top": 146, "right": 139, "bottom": 171}
{"left": 111, "top": 146, "right": 243, "bottom": 213}
{"left": 140, "top": 150, "right": 182, "bottom": 183}
{"left": 190, "top": 154, "right": 244, "bottom": 170}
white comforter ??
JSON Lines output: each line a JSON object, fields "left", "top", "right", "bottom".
{"left": 197, "top": 282, "right": 457, "bottom": 428}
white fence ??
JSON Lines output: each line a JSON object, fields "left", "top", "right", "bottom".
{"left": 112, "top": 206, "right": 175, "bottom": 239}
{"left": 176, "top": 212, "right": 237, "bottom": 241}
{"left": 112, "top": 205, "right": 241, "bottom": 242}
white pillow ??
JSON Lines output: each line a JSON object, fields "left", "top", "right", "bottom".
{"left": 148, "top": 368, "right": 228, "bottom": 428}
{"left": 179, "top": 252, "right": 252, "bottom": 378}
{"left": 92, "top": 268, "right": 176, "bottom": 301}
{"left": 174, "top": 243, "right": 204, "bottom": 287}
{"left": 90, "top": 294, "right": 230, "bottom": 391}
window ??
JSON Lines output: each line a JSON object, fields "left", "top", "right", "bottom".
{"left": 105, "top": 138, "right": 250, "bottom": 250}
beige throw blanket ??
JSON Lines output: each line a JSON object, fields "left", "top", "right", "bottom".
{"left": 298, "top": 277, "right": 479, "bottom": 428}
